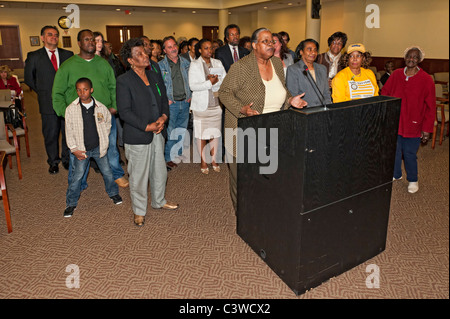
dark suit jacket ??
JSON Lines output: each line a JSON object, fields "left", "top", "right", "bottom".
{"left": 180, "top": 52, "right": 195, "bottom": 62}
{"left": 24, "top": 47, "right": 73, "bottom": 115}
{"left": 116, "top": 68, "right": 169, "bottom": 145}
{"left": 214, "top": 45, "right": 250, "bottom": 72}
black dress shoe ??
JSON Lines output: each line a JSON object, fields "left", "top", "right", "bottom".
{"left": 62, "top": 162, "right": 70, "bottom": 170}
{"left": 49, "top": 164, "right": 59, "bottom": 174}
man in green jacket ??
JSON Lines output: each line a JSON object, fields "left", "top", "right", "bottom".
{"left": 53, "top": 29, "right": 128, "bottom": 189}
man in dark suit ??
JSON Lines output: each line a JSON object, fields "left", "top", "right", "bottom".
{"left": 25, "top": 25, "right": 74, "bottom": 174}
{"left": 214, "top": 24, "right": 250, "bottom": 72}
{"left": 214, "top": 24, "right": 250, "bottom": 160}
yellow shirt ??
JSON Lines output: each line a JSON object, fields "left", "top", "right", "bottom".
{"left": 331, "top": 67, "right": 379, "bottom": 103}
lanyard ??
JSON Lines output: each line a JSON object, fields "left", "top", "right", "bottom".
{"left": 155, "top": 83, "right": 161, "bottom": 96}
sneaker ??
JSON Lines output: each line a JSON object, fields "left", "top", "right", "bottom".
{"left": 64, "top": 206, "right": 76, "bottom": 218}
{"left": 110, "top": 194, "right": 123, "bottom": 205}
{"left": 408, "top": 182, "right": 419, "bottom": 193}
{"left": 393, "top": 176, "right": 402, "bottom": 181}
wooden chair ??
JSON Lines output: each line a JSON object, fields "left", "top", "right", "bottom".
{"left": 432, "top": 84, "right": 449, "bottom": 149}
{"left": 0, "top": 151, "right": 13, "bottom": 233}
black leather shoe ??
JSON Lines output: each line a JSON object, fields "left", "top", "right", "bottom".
{"left": 49, "top": 164, "right": 59, "bottom": 174}
{"left": 62, "top": 162, "right": 70, "bottom": 170}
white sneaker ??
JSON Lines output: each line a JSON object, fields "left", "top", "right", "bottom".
{"left": 408, "top": 182, "right": 419, "bottom": 193}
{"left": 393, "top": 176, "right": 402, "bottom": 181}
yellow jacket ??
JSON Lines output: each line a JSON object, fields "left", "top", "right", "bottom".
{"left": 332, "top": 67, "right": 379, "bottom": 103}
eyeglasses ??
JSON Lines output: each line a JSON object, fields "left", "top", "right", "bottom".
{"left": 258, "top": 39, "right": 276, "bottom": 46}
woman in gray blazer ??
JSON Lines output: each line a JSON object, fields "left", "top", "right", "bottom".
{"left": 286, "top": 39, "right": 332, "bottom": 108}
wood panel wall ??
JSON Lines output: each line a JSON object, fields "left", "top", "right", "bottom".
{"left": 371, "top": 57, "right": 449, "bottom": 75}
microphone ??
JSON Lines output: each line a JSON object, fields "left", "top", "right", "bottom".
{"left": 303, "top": 65, "right": 328, "bottom": 110}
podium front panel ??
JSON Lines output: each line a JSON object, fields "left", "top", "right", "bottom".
{"left": 236, "top": 96, "right": 401, "bottom": 295}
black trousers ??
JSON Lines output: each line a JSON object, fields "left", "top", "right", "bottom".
{"left": 41, "top": 113, "right": 69, "bottom": 166}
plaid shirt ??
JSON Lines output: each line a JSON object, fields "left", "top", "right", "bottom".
{"left": 65, "top": 98, "right": 111, "bottom": 157}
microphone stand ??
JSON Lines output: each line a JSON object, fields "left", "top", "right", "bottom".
{"left": 303, "top": 65, "right": 328, "bottom": 110}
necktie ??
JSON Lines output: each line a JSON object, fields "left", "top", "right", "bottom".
{"left": 233, "top": 47, "right": 239, "bottom": 63}
{"left": 50, "top": 50, "right": 58, "bottom": 71}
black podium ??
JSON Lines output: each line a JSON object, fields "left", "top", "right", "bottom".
{"left": 236, "top": 96, "right": 402, "bottom": 295}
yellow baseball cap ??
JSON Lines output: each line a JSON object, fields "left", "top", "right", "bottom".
{"left": 347, "top": 43, "right": 366, "bottom": 54}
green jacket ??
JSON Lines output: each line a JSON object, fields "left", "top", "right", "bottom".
{"left": 52, "top": 54, "right": 116, "bottom": 117}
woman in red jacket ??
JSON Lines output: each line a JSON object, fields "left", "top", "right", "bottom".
{"left": 0, "top": 65, "right": 22, "bottom": 98}
{"left": 381, "top": 47, "right": 435, "bottom": 194}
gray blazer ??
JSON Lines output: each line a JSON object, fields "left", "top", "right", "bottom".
{"left": 286, "top": 60, "right": 332, "bottom": 107}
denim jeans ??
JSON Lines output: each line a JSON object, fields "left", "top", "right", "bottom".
{"left": 108, "top": 115, "right": 125, "bottom": 180}
{"left": 164, "top": 100, "right": 190, "bottom": 162}
{"left": 394, "top": 135, "right": 421, "bottom": 182}
{"left": 66, "top": 147, "right": 119, "bottom": 207}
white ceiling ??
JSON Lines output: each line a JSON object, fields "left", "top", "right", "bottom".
{"left": 0, "top": 0, "right": 309, "bottom": 14}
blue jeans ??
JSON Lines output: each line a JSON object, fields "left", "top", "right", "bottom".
{"left": 164, "top": 100, "right": 190, "bottom": 162}
{"left": 394, "top": 135, "right": 421, "bottom": 182}
{"left": 66, "top": 147, "right": 119, "bottom": 207}
{"left": 68, "top": 116, "right": 124, "bottom": 188}
{"left": 108, "top": 115, "right": 125, "bottom": 180}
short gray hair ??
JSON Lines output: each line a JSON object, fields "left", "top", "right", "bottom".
{"left": 251, "top": 28, "right": 271, "bottom": 43}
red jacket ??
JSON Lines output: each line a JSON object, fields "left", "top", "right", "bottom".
{"left": 381, "top": 68, "right": 435, "bottom": 138}
{"left": 0, "top": 76, "right": 22, "bottom": 97}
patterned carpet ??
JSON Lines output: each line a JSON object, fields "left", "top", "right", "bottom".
{"left": 0, "top": 90, "right": 448, "bottom": 299}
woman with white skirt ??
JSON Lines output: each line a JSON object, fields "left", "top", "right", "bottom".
{"left": 189, "top": 39, "right": 226, "bottom": 174}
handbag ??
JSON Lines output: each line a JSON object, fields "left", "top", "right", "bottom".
{"left": 3, "top": 98, "right": 24, "bottom": 129}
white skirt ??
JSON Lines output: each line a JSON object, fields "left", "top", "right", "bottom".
{"left": 192, "top": 105, "right": 222, "bottom": 140}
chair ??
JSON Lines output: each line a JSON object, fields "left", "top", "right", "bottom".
{"left": 434, "top": 72, "right": 449, "bottom": 93}
{"left": 13, "top": 68, "right": 25, "bottom": 84}
{"left": 0, "top": 91, "right": 23, "bottom": 179}
{"left": 434, "top": 72, "right": 449, "bottom": 84}
{"left": 0, "top": 151, "right": 13, "bottom": 233}
{"left": 432, "top": 84, "right": 449, "bottom": 149}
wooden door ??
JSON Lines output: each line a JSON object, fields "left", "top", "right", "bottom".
{"left": 202, "top": 26, "right": 219, "bottom": 42}
{"left": 106, "top": 25, "right": 143, "bottom": 55}
{"left": 0, "top": 25, "right": 24, "bottom": 69}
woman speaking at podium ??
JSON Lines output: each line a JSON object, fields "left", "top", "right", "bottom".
{"left": 331, "top": 43, "right": 379, "bottom": 103}
{"left": 218, "top": 27, "right": 307, "bottom": 212}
